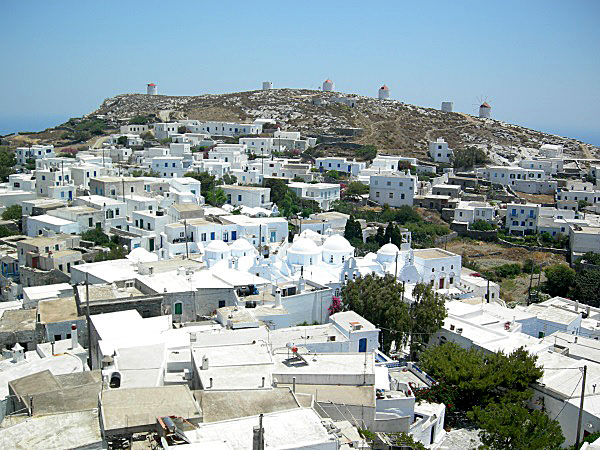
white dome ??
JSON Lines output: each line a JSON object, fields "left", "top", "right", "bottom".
{"left": 127, "top": 247, "right": 159, "bottom": 263}
{"left": 378, "top": 243, "right": 400, "bottom": 255}
{"left": 299, "top": 229, "right": 321, "bottom": 240}
{"left": 205, "top": 240, "right": 229, "bottom": 252}
{"left": 289, "top": 237, "right": 320, "bottom": 254}
{"left": 322, "top": 235, "right": 353, "bottom": 252}
{"left": 231, "top": 238, "right": 253, "bottom": 251}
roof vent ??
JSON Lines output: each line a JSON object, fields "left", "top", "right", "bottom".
{"left": 350, "top": 321, "right": 363, "bottom": 331}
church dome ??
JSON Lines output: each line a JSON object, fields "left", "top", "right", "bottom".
{"left": 230, "top": 238, "right": 253, "bottom": 251}
{"left": 205, "top": 240, "right": 229, "bottom": 252}
{"left": 289, "top": 237, "right": 320, "bottom": 254}
{"left": 322, "top": 235, "right": 353, "bottom": 252}
{"left": 378, "top": 243, "right": 400, "bottom": 256}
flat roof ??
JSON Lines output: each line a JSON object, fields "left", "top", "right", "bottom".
{"left": 0, "top": 309, "right": 36, "bottom": 333}
{"left": 221, "top": 185, "right": 269, "bottom": 191}
{"left": 413, "top": 248, "right": 457, "bottom": 259}
{"left": 37, "top": 297, "right": 80, "bottom": 324}
{"left": 184, "top": 408, "right": 332, "bottom": 448}
{"left": 330, "top": 311, "right": 377, "bottom": 332}
{"left": 527, "top": 304, "right": 580, "bottom": 325}
{"left": 101, "top": 385, "right": 202, "bottom": 434}
{"left": 0, "top": 410, "right": 103, "bottom": 450}
{"left": 28, "top": 214, "right": 75, "bottom": 226}
{"left": 194, "top": 388, "right": 299, "bottom": 423}
{"left": 22, "top": 283, "right": 73, "bottom": 301}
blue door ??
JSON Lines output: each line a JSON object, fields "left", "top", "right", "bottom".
{"left": 358, "top": 338, "right": 367, "bottom": 352}
{"left": 231, "top": 231, "right": 237, "bottom": 240}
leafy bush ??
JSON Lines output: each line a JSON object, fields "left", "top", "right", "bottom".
{"left": 345, "top": 181, "right": 369, "bottom": 196}
{"left": 1, "top": 205, "right": 21, "bottom": 221}
{"left": 470, "top": 220, "right": 496, "bottom": 231}
{"left": 355, "top": 145, "right": 377, "bottom": 161}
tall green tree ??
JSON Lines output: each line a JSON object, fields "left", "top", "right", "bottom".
{"left": 341, "top": 275, "right": 446, "bottom": 353}
{"left": 418, "top": 343, "right": 543, "bottom": 411}
{"left": 543, "top": 264, "right": 576, "bottom": 298}
{"left": 206, "top": 188, "right": 227, "bottom": 207}
{"left": 344, "top": 215, "right": 362, "bottom": 242}
{"left": 468, "top": 401, "right": 564, "bottom": 450}
{"left": 572, "top": 269, "right": 600, "bottom": 306}
{"left": 185, "top": 171, "right": 216, "bottom": 196}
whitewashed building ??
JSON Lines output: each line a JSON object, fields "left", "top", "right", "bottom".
{"left": 288, "top": 182, "right": 340, "bottom": 211}
{"left": 369, "top": 172, "right": 417, "bottom": 207}
{"left": 428, "top": 138, "right": 453, "bottom": 164}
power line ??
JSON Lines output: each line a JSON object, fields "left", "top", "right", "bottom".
{"left": 552, "top": 373, "right": 583, "bottom": 421}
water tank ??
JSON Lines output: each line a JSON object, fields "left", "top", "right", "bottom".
{"left": 262, "top": 81, "right": 273, "bottom": 90}
{"left": 441, "top": 101, "right": 453, "bottom": 112}
{"left": 147, "top": 83, "right": 157, "bottom": 95}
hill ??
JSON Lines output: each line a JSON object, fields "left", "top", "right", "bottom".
{"left": 4, "top": 89, "right": 598, "bottom": 161}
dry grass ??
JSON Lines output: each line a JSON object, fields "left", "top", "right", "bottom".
{"left": 515, "top": 192, "right": 556, "bottom": 204}
{"left": 447, "top": 238, "right": 566, "bottom": 304}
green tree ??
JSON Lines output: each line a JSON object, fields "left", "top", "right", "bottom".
{"left": 222, "top": 173, "right": 237, "bottom": 185}
{"left": 81, "top": 228, "right": 110, "bottom": 245}
{"left": 117, "top": 136, "right": 128, "bottom": 146}
{"left": 468, "top": 401, "right": 564, "bottom": 450}
{"left": 470, "top": 220, "right": 496, "bottom": 231}
{"left": 579, "top": 252, "right": 600, "bottom": 266}
{"left": 0, "top": 148, "right": 17, "bottom": 182}
{"left": 129, "top": 115, "right": 152, "bottom": 125}
{"left": 341, "top": 276, "right": 446, "bottom": 353}
{"left": 185, "top": 171, "right": 216, "bottom": 196}
{"left": 1, "top": 205, "right": 21, "bottom": 221}
{"left": 344, "top": 215, "right": 362, "bottom": 242}
{"left": 572, "top": 269, "right": 600, "bottom": 306}
{"left": 0, "top": 225, "right": 18, "bottom": 238}
{"left": 325, "top": 170, "right": 340, "bottom": 180}
{"left": 453, "top": 146, "right": 489, "bottom": 169}
{"left": 345, "top": 181, "right": 370, "bottom": 196}
{"left": 418, "top": 343, "right": 543, "bottom": 412}
{"left": 543, "top": 264, "right": 576, "bottom": 298}
{"left": 206, "top": 188, "right": 227, "bottom": 207}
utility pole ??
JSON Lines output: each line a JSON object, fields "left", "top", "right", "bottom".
{"left": 184, "top": 219, "right": 189, "bottom": 259}
{"left": 575, "top": 365, "right": 588, "bottom": 449}
{"left": 527, "top": 260, "right": 535, "bottom": 305}
{"left": 121, "top": 178, "right": 126, "bottom": 203}
{"left": 486, "top": 278, "right": 490, "bottom": 303}
{"left": 395, "top": 252, "right": 399, "bottom": 278}
{"left": 61, "top": 161, "right": 64, "bottom": 186}
{"left": 85, "top": 272, "right": 92, "bottom": 369}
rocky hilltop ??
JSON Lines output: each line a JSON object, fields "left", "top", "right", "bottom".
{"left": 90, "top": 89, "right": 596, "bottom": 160}
{"left": 10, "top": 89, "right": 598, "bottom": 161}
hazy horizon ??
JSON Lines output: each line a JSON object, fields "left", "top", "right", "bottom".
{"left": 2, "top": 1, "right": 599, "bottom": 146}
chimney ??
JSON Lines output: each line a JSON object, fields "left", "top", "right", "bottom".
{"left": 11, "top": 343, "right": 24, "bottom": 363}
{"left": 148, "top": 266, "right": 154, "bottom": 277}
{"left": 274, "top": 289, "right": 282, "bottom": 308}
{"left": 208, "top": 377, "right": 213, "bottom": 389}
{"left": 201, "top": 355, "right": 209, "bottom": 370}
{"left": 71, "top": 324, "right": 78, "bottom": 349}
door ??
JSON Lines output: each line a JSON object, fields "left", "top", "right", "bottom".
{"left": 358, "top": 338, "right": 367, "bottom": 352}
{"left": 439, "top": 278, "right": 445, "bottom": 289}
{"left": 149, "top": 238, "right": 154, "bottom": 252}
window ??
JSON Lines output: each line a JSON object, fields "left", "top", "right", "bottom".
{"left": 174, "top": 303, "right": 183, "bottom": 315}
{"left": 201, "top": 233, "right": 207, "bottom": 241}
{"left": 389, "top": 192, "right": 394, "bottom": 199}
{"left": 88, "top": 218, "right": 93, "bottom": 227}
{"left": 401, "top": 193, "right": 405, "bottom": 199}
{"left": 210, "top": 232, "right": 215, "bottom": 240}
{"left": 375, "top": 191, "right": 380, "bottom": 198}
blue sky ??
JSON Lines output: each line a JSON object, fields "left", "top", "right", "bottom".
{"left": 1, "top": 1, "right": 599, "bottom": 145}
